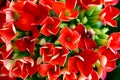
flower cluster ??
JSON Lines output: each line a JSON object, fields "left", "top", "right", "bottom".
{"left": 0, "top": 0, "right": 120, "bottom": 80}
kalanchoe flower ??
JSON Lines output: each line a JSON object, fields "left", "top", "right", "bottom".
{"left": 38, "top": 63, "right": 60, "bottom": 80}
{"left": 15, "top": 12, "right": 35, "bottom": 31}
{"left": 40, "top": 43, "right": 54, "bottom": 62}
{"left": 12, "top": 57, "right": 38, "bottom": 80}
{"left": 100, "top": 6, "right": 120, "bottom": 27}
{"left": 0, "top": 59, "right": 16, "bottom": 80}
{"left": 40, "top": 17, "right": 60, "bottom": 36}
{"left": 40, "top": 43, "right": 69, "bottom": 66}
{"left": 13, "top": 0, "right": 49, "bottom": 25}
{"left": 0, "top": 23, "right": 17, "bottom": 45}
{"left": 14, "top": 36, "right": 35, "bottom": 54}
{"left": 68, "top": 50, "right": 99, "bottom": 77}
{"left": 52, "top": 0, "right": 79, "bottom": 21}
{"left": 50, "top": 46, "right": 69, "bottom": 66}
{"left": 98, "top": 46, "right": 118, "bottom": 80}
{"left": 107, "top": 32, "right": 120, "bottom": 53}
{"left": 74, "top": 24, "right": 97, "bottom": 50}
{"left": 58, "top": 27, "right": 80, "bottom": 50}
{"left": 23, "top": 1, "right": 49, "bottom": 25}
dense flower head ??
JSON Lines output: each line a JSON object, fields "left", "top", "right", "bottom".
{"left": 0, "top": 0, "right": 120, "bottom": 80}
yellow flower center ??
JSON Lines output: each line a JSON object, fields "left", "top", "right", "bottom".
{"left": 66, "top": 37, "right": 71, "bottom": 42}
{"left": 64, "top": 9, "right": 71, "bottom": 17}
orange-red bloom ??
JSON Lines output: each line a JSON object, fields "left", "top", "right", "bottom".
{"left": 107, "top": 32, "right": 120, "bottom": 53}
{"left": 58, "top": 27, "right": 80, "bottom": 50}
{"left": 68, "top": 50, "right": 99, "bottom": 77}
{"left": 50, "top": 46, "right": 69, "bottom": 66}
{"left": 38, "top": 64, "right": 60, "bottom": 80}
{"left": 52, "top": 0, "right": 79, "bottom": 21}
{"left": 74, "top": 24, "right": 97, "bottom": 50}
{"left": 40, "top": 17, "right": 60, "bottom": 36}
{"left": 100, "top": 6, "right": 120, "bottom": 27}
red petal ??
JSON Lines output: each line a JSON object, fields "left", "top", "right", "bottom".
{"left": 64, "top": 73, "right": 77, "bottom": 80}
{"left": 47, "top": 66, "right": 60, "bottom": 80}
{"left": 80, "top": 50, "right": 99, "bottom": 64}
{"left": 27, "top": 40, "right": 35, "bottom": 54}
{"left": 0, "top": 23, "right": 17, "bottom": 42}
{"left": 76, "top": 59, "right": 93, "bottom": 77}
{"left": 68, "top": 57, "right": 79, "bottom": 73}
{"left": 25, "top": 63, "right": 38, "bottom": 76}
{"left": 15, "top": 13, "right": 35, "bottom": 31}
{"left": 23, "top": 1, "right": 40, "bottom": 17}
{"left": 36, "top": 3, "right": 49, "bottom": 25}
{"left": 105, "top": 60, "right": 116, "bottom": 72}
{"left": 38, "top": 64, "right": 53, "bottom": 77}
{"left": 69, "top": 10, "right": 79, "bottom": 20}
{"left": 108, "top": 32, "right": 120, "bottom": 53}
{"left": 31, "top": 27, "right": 40, "bottom": 40}
{"left": 41, "top": 23, "right": 51, "bottom": 36}
{"left": 13, "top": 1, "right": 24, "bottom": 13}
{"left": 0, "top": 45, "right": 13, "bottom": 59}
{"left": 15, "top": 38, "right": 27, "bottom": 52}
{"left": 107, "top": 19, "right": 117, "bottom": 27}
{"left": 102, "top": 49, "right": 117, "bottom": 60}
{"left": 74, "top": 23, "right": 86, "bottom": 35}
{"left": 52, "top": 2, "right": 65, "bottom": 15}
{"left": 66, "top": 0, "right": 77, "bottom": 10}
{"left": 19, "top": 65, "right": 29, "bottom": 79}
{"left": 91, "top": 70, "right": 99, "bottom": 80}
{"left": 50, "top": 55, "right": 66, "bottom": 66}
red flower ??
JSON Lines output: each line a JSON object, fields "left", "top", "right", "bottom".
{"left": 12, "top": 57, "right": 38, "bottom": 79}
{"left": 58, "top": 27, "right": 80, "bottom": 50}
{"left": 40, "top": 43, "right": 54, "bottom": 62}
{"left": 13, "top": 0, "right": 49, "bottom": 26}
{"left": 98, "top": 46, "right": 118, "bottom": 79}
{"left": 52, "top": 0, "right": 79, "bottom": 21}
{"left": 15, "top": 13, "right": 35, "bottom": 31}
{"left": 14, "top": 36, "right": 35, "bottom": 54}
{"left": 0, "top": 23, "right": 17, "bottom": 44}
{"left": 38, "top": 64, "right": 60, "bottom": 80}
{"left": 74, "top": 24, "right": 97, "bottom": 50}
{"left": 40, "top": 43, "right": 69, "bottom": 66}
{"left": 40, "top": 17, "right": 60, "bottom": 36}
{"left": 23, "top": 1, "right": 49, "bottom": 25}
{"left": 0, "top": 59, "right": 15, "bottom": 78}
{"left": 68, "top": 50, "right": 99, "bottom": 77}
{"left": 100, "top": 6, "right": 120, "bottom": 27}
{"left": 77, "top": 0, "right": 100, "bottom": 9}
{"left": 50, "top": 46, "right": 69, "bottom": 66}
{"left": 107, "top": 32, "right": 120, "bottom": 53}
